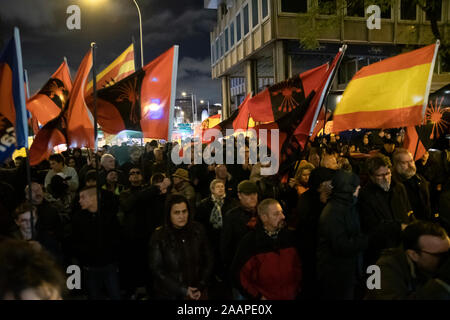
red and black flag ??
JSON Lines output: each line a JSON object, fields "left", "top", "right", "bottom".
{"left": 26, "top": 60, "right": 72, "bottom": 126}
{"left": 93, "top": 46, "right": 178, "bottom": 140}
{"left": 94, "top": 69, "right": 145, "bottom": 133}
{"left": 248, "top": 64, "right": 329, "bottom": 123}
{"left": 30, "top": 50, "right": 93, "bottom": 165}
{"left": 404, "top": 94, "right": 450, "bottom": 160}
{"left": 255, "top": 91, "right": 316, "bottom": 177}
{"left": 212, "top": 93, "right": 251, "bottom": 136}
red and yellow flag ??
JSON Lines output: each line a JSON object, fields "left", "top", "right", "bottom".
{"left": 85, "top": 43, "right": 135, "bottom": 95}
{"left": 333, "top": 43, "right": 439, "bottom": 132}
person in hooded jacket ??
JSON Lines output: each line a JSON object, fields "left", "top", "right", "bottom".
{"left": 148, "top": 194, "right": 214, "bottom": 300}
{"left": 316, "top": 170, "right": 368, "bottom": 300}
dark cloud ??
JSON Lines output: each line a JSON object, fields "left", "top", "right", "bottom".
{"left": 0, "top": 0, "right": 219, "bottom": 102}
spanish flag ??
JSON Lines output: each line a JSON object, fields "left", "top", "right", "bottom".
{"left": 333, "top": 42, "right": 439, "bottom": 132}
{"left": 85, "top": 43, "right": 135, "bottom": 95}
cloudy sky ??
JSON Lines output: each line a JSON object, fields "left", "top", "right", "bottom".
{"left": 0, "top": 0, "right": 221, "bottom": 103}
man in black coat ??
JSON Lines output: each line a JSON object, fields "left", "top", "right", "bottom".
{"left": 317, "top": 170, "right": 368, "bottom": 300}
{"left": 366, "top": 221, "right": 450, "bottom": 300}
{"left": 392, "top": 148, "right": 433, "bottom": 221}
{"left": 70, "top": 187, "right": 121, "bottom": 300}
{"left": 220, "top": 180, "right": 259, "bottom": 275}
{"left": 359, "top": 155, "right": 414, "bottom": 267}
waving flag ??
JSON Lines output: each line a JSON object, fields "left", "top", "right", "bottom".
{"left": 233, "top": 93, "right": 256, "bottom": 131}
{"left": 0, "top": 28, "right": 28, "bottom": 163}
{"left": 333, "top": 42, "right": 439, "bottom": 132}
{"left": 95, "top": 46, "right": 179, "bottom": 140}
{"left": 30, "top": 50, "right": 93, "bottom": 165}
{"left": 248, "top": 64, "right": 329, "bottom": 123}
{"left": 26, "top": 60, "right": 72, "bottom": 126}
{"left": 85, "top": 43, "right": 135, "bottom": 96}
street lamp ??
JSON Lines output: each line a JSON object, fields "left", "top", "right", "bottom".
{"left": 200, "top": 99, "right": 210, "bottom": 115}
{"left": 182, "top": 91, "right": 197, "bottom": 123}
{"left": 132, "top": 0, "right": 144, "bottom": 68}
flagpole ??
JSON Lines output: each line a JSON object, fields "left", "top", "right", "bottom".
{"left": 413, "top": 127, "right": 421, "bottom": 160}
{"left": 168, "top": 45, "right": 179, "bottom": 141}
{"left": 91, "top": 42, "right": 102, "bottom": 218}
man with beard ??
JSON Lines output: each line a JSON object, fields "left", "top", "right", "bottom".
{"left": 359, "top": 155, "right": 414, "bottom": 267}
{"left": 392, "top": 149, "right": 432, "bottom": 221}
{"left": 231, "top": 199, "right": 302, "bottom": 300}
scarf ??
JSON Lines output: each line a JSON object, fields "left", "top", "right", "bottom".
{"left": 210, "top": 194, "right": 224, "bottom": 229}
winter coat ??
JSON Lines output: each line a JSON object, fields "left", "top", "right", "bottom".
{"left": 358, "top": 180, "right": 414, "bottom": 266}
{"left": 316, "top": 170, "right": 368, "bottom": 300}
{"left": 366, "top": 247, "right": 450, "bottom": 300}
{"left": 231, "top": 224, "right": 302, "bottom": 300}
{"left": 220, "top": 205, "right": 259, "bottom": 271}
{"left": 393, "top": 172, "right": 432, "bottom": 221}
{"left": 148, "top": 221, "right": 214, "bottom": 299}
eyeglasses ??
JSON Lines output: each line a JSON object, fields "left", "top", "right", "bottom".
{"left": 129, "top": 171, "right": 141, "bottom": 175}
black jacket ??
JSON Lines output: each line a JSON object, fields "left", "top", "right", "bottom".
{"left": 358, "top": 180, "right": 414, "bottom": 266}
{"left": 220, "top": 205, "right": 259, "bottom": 270}
{"left": 70, "top": 201, "right": 121, "bottom": 267}
{"left": 317, "top": 170, "right": 368, "bottom": 299}
{"left": 393, "top": 173, "right": 432, "bottom": 221}
{"left": 148, "top": 221, "right": 214, "bottom": 299}
{"left": 366, "top": 247, "right": 450, "bottom": 300}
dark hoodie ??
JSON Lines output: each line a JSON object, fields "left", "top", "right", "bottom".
{"left": 148, "top": 197, "right": 214, "bottom": 299}
{"left": 316, "top": 170, "right": 368, "bottom": 300}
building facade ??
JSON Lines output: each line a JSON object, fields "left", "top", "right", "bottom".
{"left": 205, "top": 0, "right": 450, "bottom": 118}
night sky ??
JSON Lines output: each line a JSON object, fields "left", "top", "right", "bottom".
{"left": 0, "top": 0, "right": 221, "bottom": 103}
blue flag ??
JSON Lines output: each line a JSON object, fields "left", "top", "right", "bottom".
{"left": 0, "top": 27, "right": 28, "bottom": 163}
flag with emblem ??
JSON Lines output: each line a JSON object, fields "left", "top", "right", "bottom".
{"left": 94, "top": 46, "right": 179, "bottom": 140}
{"left": 0, "top": 28, "right": 28, "bottom": 163}
{"left": 248, "top": 64, "right": 329, "bottom": 123}
{"left": 30, "top": 49, "right": 93, "bottom": 165}
{"left": 85, "top": 43, "right": 135, "bottom": 96}
{"left": 26, "top": 60, "right": 72, "bottom": 127}
{"left": 404, "top": 93, "right": 450, "bottom": 161}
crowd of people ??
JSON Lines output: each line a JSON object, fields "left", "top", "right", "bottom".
{"left": 0, "top": 128, "right": 449, "bottom": 300}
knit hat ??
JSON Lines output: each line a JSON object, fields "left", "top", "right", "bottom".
{"left": 237, "top": 180, "right": 258, "bottom": 194}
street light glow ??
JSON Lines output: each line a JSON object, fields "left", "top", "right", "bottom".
{"left": 85, "top": 0, "right": 107, "bottom": 6}
{"left": 182, "top": 92, "right": 187, "bottom": 97}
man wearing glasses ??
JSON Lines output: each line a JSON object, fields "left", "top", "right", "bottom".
{"left": 359, "top": 155, "right": 414, "bottom": 267}
{"left": 367, "top": 221, "right": 450, "bottom": 300}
